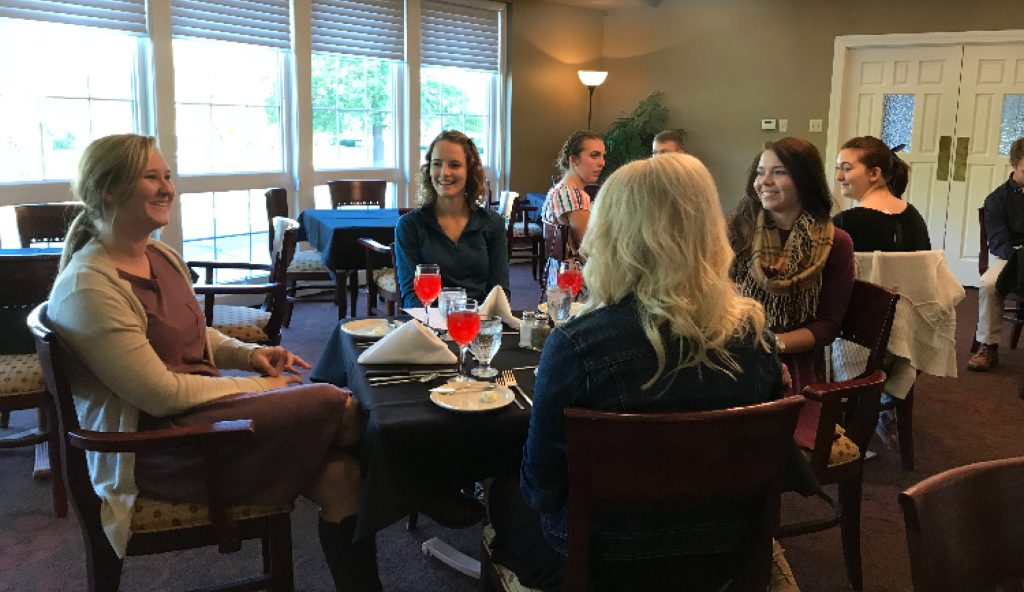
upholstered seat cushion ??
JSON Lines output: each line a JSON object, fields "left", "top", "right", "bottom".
{"left": 131, "top": 497, "right": 292, "bottom": 533}
{"left": 482, "top": 524, "right": 541, "bottom": 592}
{"left": 802, "top": 425, "right": 861, "bottom": 468}
{"left": 288, "top": 250, "right": 330, "bottom": 274}
{"left": 0, "top": 354, "right": 45, "bottom": 396}
{"left": 211, "top": 305, "right": 270, "bottom": 343}
{"left": 512, "top": 223, "right": 542, "bottom": 239}
{"left": 372, "top": 268, "right": 397, "bottom": 294}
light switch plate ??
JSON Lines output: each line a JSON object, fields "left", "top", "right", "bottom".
{"left": 779, "top": 119, "right": 789, "bottom": 133}
{"left": 761, "top": 118, "right": 777, "bottom": 131}
{"left": 809, "top": 119, "right": 823, "bottom": 133}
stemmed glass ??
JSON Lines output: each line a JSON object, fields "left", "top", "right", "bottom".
{"left": 557, "top": 259, "right": 584, "bottom": 300}
{"left": 437, "top": 287, "right": 467, "bottom": 341}
{"left": 446, "top": 298, "right": 480, "bottom": 381}
{"left": 470, "top": 315, "right": 502, "bottom": 378}
{"left": 414, "top": 263, "right": 442, "bottom": 331}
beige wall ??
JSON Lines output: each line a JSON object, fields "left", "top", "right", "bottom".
{"left": 509, "top": 0, "right": 1022, "bottom": 209}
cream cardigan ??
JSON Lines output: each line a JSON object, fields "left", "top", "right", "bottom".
{"left": 47, "top": 239, "right": 272, "bottom": 557}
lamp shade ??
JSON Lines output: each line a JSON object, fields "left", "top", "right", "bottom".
{"left": 577, "top": 70, "right": 608, "bottom": 87}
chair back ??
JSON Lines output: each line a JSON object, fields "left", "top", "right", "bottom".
{"left": 899, "top": 455, "right": 1024, "bottom": 591}
{"left": 28, "top": 303, "right": 99, "bottom": 527}
{"left": 543, "top": 221, "right": 571, "bottom": 263}
{"left": 265, "top": 188, "right": 289, "bottom": 259}
{"left": 840, "top": 279, "right": 899, "bottom": 377}
{"left": 0, "top": 254, "right": 59, "bottom": 355}
{"left": 15, "top": 202, "right": 83, "bottom": 247}
{"left": 978, "top": 205, "right": 989, "bottom": 275}
{"left": 563, "top": 397, "right": 804, "bottom": 591}
{"left": 327, "top": 180, "right": 386, "bottom": 209}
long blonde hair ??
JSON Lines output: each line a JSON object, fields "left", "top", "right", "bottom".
{"left": 61, "top": 134, "right": 156, "bottom": 271}
{"left": 579, "top": 153, "right": 768, "bottom": 388}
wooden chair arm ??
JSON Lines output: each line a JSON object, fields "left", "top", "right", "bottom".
{"left": 801, "top": 370, "right": 887, "bottom": 474}
{"left": 193, "top": 282, "right": 281, "bottom": 296}
{"left": 358, "top": 238, "right": 392, "bottom": 254}
{"left": 67, "top": 419, "right": 255, "bottom": 453}
{"left": 188, "top": 261, "right": 273, "bottom": 284}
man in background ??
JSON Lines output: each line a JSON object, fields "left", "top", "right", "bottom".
{"left": 652, "top": 129, "right": 687, "bottom": 156}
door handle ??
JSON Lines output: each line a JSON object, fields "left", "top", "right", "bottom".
{"left": 936, "top": 135, "right": 951, "bottom": 181}
{"left": 953, "top": 136, "right": 970, "bottom": 182}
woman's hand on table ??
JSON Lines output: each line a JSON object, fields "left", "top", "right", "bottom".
{"left": 251, "top": 346, "right": 311, "bottom": 379}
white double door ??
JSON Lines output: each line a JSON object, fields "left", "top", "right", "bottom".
{"left": 835, "top": 39, "right": 1024, "bottom": 285}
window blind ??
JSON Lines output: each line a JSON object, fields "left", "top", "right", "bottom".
{"left": 172, "top": 0, "right": 290, "bottom": 49}
{"left": 422, "top": 0, "right": 501, "bottom": 73}
{"left": 311, "top": 0, "right": 403, "bottom": 61}
{"left": 0, "top": 0, "right": 147, "bottom": 34}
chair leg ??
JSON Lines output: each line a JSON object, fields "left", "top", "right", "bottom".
{"left": 44, "top": 405, "right": 68, "bottom": 517}
{"left": 86, "top": 530, "right": 125, "bottom": 592}
{"left": 1012, "top": 319, "right": 1024, "bottom": 349}
{"left": 970, "top": 339, "right": 980, "bottom": 353}
{"left": 267, "top": 514, "right": 294, "bottom": 592}
{"left": 347, "top": 270, "right": 360, "bottom": 318}
{"left": 0, "top": 410, "right": 9, "bottom": 429}
{"left": 838, "top": 478, "right": 864, "bottom": 591}
{"left": 896, "top": 392, "right": 914, "bottom": 472}
{"left": 407, "top": 511, "right": 419, "bottom": 531}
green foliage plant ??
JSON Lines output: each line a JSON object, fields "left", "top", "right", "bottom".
{"left": 600, "top": 91, "right": 671, "bottom": 181}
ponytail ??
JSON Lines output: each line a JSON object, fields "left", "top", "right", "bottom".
{"left": 59, "top": 211, "right": 96, "bottom": 272}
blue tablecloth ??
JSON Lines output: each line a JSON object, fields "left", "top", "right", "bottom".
{"left": 0, "top": 247, "right": 62, "bottom": 255}
{"left": 311, "top": 323, "right": 536, "bottom": 540}
{"left": 524, "top": 192, "right": 546, "bottom": 222}
{"left": 297, "top": 209, "right": 401, "bottom": 271}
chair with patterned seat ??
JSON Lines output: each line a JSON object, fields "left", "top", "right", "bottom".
{"left": 28, "top": 303, "right": 295, "bottom": 592}
{"left": 358, "top": 238, "right": 400, "bottom": 317}
{"left": 0, "top": 253, "right": 66, "bottom": 517}
{"left": 506, "top": 194, "right": 543, "bottom": 279}
{"left": 265, "top": 188, "right": 337, "bottom": 326}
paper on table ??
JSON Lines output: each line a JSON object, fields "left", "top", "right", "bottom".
{"left": 402, "top": 307, "right": 447, "bottom": 330}
{"left": 357, "top": 319, "right": 458, "bottom": 364}
{"left": 480, "top": 286, "right": 521, "bottom": 329}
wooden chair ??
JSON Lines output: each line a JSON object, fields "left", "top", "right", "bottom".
{"left": 28, "top": 304, "right": 295, "bottom": 592}
{"left": 358, "top": 238, "right": 400, "bottom": 317}
{"left": 899, "top": 455, "right": 1024, "bottom": 592}
{"left": 506, "top": 195, "right": 543, "bottom": 279}
{"left": 188, "top": 237, "right": 289, "bottom": 346}
{"left": 778, "top": 280, "right": 899, "bottom": 591}
{"left": 540, "top": 221, "right": 572, "bottom": 300}
{"left": 481, "top": 397, "right": 804, "bottom": 592}
{"left": 14, "top": 202, "right": 83, "bottom": 247}
{"left": 265, "top": 188, "right": 337, "bottom": 327}
{"left": 975, "top": 204, "right": 1024, "bottom": 352}
{"left": 327, "top": 180, "right": 387, "bottom": 209}
{"left": 0, "top": 253, "right": 66, "bottom": 517}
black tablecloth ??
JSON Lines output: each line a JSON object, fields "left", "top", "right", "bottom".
{"left": 311, "top": 321, "right": 538, "bottom": 540}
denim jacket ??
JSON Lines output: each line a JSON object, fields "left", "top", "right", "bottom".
{"left": 520, "top": 296, "right": 786, "bottom": 560}
{"left": 395, "top": 206, "right": 509, "bottom": 307}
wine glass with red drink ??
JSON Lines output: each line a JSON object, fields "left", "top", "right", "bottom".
{"left": 446, "top": 298, "right": 480, "bottom": 381}
{"left": 557, "top": 260, "right": 584, "bottom": 300}
{"left": 414, "top": 263, "right": 442, "bottom": 331}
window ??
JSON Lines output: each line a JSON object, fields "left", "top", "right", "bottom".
{"left": 420, "top": 67, "right": 493, "bottom": 162}
{"left": 174, "top": 38, "right": 286, "bottom": 175}
{"left": 180, "top": 189, "right": 271, "bottom": 281}
{"left": 0, "top": 19, "right": 142, "bottom": 182}
{"left": 312, "top": 54, "right": 397, "bottom": 169}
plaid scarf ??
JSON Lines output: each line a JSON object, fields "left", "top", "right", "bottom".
{"left": 736, "top": 210, "right": 834, "bottom": 331}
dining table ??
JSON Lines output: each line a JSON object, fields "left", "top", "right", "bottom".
{"left": 310, "top": 319, "right": 538, "bottom": 541}
{"left": 297, "top": 208, "right": 402, "bottom": 317}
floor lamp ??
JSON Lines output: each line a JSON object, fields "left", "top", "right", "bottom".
{"left": 577, "top": 70, "right": 608, "bottom": 130}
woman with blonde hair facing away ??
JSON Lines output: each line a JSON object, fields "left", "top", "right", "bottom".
{"left": 395, "top": 130, "right": 509, "bottom": 307}
{"left": 728, "top": 137, "right": 855, "bottom": 451}
{"left": 48, "top": 134, "right": 378, "bottom": 590}
{"left": 488, "top": 153, "right": 790, "bottom": 590}
{"left": 540, "top": 130, "right": 605, "bottom": 245}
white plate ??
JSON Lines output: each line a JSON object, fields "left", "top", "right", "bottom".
{"left": 538, "top": 302, "right": 584, "bottom": 317}
{"left": 429, "top": 383, "right": 516, "bottom": 413}
{"left": 341, "top": 319, "right": 403, "bottom": 340}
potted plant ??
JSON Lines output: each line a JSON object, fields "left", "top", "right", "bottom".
{"left": 600, "top": 91, "right": 675, "bottom": 181}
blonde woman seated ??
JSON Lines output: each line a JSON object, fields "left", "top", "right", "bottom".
{"left": 47, "top": 134, "right": 377, "bottom": 591}
{"left": 488, "top": 154, "right": 794, "bottom": 590}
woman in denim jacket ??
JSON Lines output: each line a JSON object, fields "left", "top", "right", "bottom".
{"left": 488, "top": 153, "right": 789, "bottom": 590}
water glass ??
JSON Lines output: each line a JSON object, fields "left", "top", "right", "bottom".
{"left": 546, "top": 286, "right": 572, "bottom": 324}
{"left": 470, "top": 316, "right": 503, "bottom": 378}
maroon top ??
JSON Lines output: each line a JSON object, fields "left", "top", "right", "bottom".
{"left": 119, "top": 245, "right": 219, "bottom": 377}
{"left": 780, "top": 227, "right": 855, "bottom": 449}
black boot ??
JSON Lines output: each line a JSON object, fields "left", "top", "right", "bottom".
{"left": 318, "top": 516, "right": 383, "bottom": 592}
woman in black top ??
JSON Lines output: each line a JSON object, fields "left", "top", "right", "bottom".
{"left": 832, "top": 136, "right": 931, "bottom": 251}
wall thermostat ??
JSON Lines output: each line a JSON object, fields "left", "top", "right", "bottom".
{"left": 761, "top": 118, "right": 777, "bottom": 131}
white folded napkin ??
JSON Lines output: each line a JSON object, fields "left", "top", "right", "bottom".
{"left": 357, "top": 319, "right": 458, "bottom": 364}
{"left": 480, "top": 286, "right": 521, "bottom": 329}
{"left": 402, "top": 307, "right": 447, "bottom": 330}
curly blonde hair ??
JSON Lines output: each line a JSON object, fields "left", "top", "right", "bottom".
{"left": 579, "top": 153, "right": 768, "bottom": 388}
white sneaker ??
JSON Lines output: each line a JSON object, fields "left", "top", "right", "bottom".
{"left": 769, "top": 539, "right": 800, "bottom": 592}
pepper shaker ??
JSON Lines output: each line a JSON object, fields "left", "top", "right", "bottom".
{"left": 519, "top": 311, "right": 535, "bottom": 349}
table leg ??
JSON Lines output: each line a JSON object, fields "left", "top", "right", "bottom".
{"left": 346, "top": 269, "right": 360, "bottom": 318}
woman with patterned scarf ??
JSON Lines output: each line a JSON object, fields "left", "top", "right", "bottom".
{"left": 728, "top": 137, "right": 855, "bottom": 450}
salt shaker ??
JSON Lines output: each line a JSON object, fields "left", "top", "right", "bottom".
{"left": 519, "top": 311, "right": 535, "bottom": 348}
{"left": 530, "top": 313, "right": 551, "bottom": 351}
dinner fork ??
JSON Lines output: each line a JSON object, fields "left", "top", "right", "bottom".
{"left": 495, "top": 373, "right": 525, "bottom": 410}
{"left": 500, "top": 370, "right": 532, "bottom": 407}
